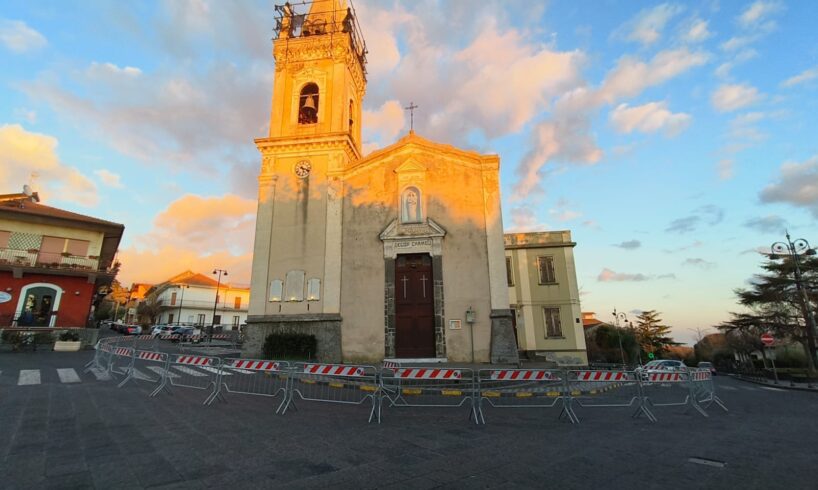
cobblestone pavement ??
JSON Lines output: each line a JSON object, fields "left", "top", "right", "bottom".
{"left": 0, "top": 350, "right": 816, "bottom": 489}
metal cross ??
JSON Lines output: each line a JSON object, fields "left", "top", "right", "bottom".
{"left": 420, "top": 274, "right": 428, "bottom": 298}
{"left": 404, "top": 101, "right": 419, "bottom": 131}
{"left": 401, "top": 275, "right": 409, "bottom": 299}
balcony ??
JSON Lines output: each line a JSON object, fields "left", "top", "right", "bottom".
{"left": 0, "top": 247, "right": 111, "bottom": 274}
{"left": 160, "top": 299, "right": 247, "bottom": 311}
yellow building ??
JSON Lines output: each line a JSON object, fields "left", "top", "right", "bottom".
{"left": 246, "top": 0, "right": 517, "bottom": 363}
{"left": 505, "top": 232, "right": 588, "bottom": 365}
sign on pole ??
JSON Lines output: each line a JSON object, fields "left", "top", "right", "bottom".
{"left": 760, "top": 333, "right": 775, "bottom": 347}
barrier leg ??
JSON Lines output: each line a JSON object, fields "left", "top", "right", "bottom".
{"left": 150, "top": 359, "right": 173, "bottom": 397}
{"left": 116, "top": 350, "right": 137, "bottom": 388}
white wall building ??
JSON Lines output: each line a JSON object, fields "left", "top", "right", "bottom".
{"left": 149, "top": 271, "right": 250, "bottom": 329}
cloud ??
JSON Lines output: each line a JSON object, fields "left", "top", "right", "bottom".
{"left": 738, "top": 1, "right": 783, "bottom": 29}
{"left": 614, "top": 240, "right": 641, "bottom": 250}
{"left": 94, "top": 169, "right": 123, "bottom": 188}
{"left": 760, "top": 155, "right": 818, "bottom": 217}
{"left": 665, "top": 205, "right": 723, "bottom": 233}
{"left": 718, "top": 159, "right": 734, "bottom": 180}
{"left": 617, "top": 3, "right": 685, "bottom": 46}
{"left": 681, "top": 18, "right": 712, "bottom": 43}
{"left": 0, "top": 124, "right": 97, "bottom": 206}
{"left": 13, "top": 107, "right": 36, "bottom": 124}
{"left": 711, "top": 83, "right": 761, "bottom": 112}
{"left": 0, "top": 19, "right": 47, "bottom": 53}
{"left": 548, "top": 198, "right": 581, "bottom": 222}
{"left": 87, "top": 62, "right": 142, "bottom": 79}
{"left": 781, "top": 67, "right": 818, "bottom": 88}
{"left": 507, "top": 206, "right": 550, "bottom": 233}
{"left": 665, "top": 216, "right": 700, "bottom": 234}
{"left": 118, "top": 193, "right": 256, "bottom": 285}
{"left": 744, "top": 215, "right": 787, "bottom": 234}
{"left": 514, "top": 47, "right": 708, "bottom": 197}
{"left": 362, "top": 100, "right": 406, "bottom": 147}
{"left": 682, "top": 258, "right": 716, "bottom": 269}
{"left": 715, "top": 48, "right": 758, "bottom": 79}
{"left": 609, "top": 101, "right": 691, "bottom": 136}
{"left": 663, "top": 240, "right": 703, "bottom": 253}
{"left": 597, "top": 268, "right": 675, "bottom": 282}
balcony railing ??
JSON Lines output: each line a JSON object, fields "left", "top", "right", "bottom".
{"left": 160, "top": 299, "right": 247, "bottom": 310}
{"left": 0, "top": 247, "right": 108, "bottom": 273}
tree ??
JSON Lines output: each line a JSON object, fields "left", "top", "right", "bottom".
{"left": 585, "top": 324, "right": 640, "bottom": 365}
{"left": 634, "top": 310, "right": 676, "bottom": 356}
{"left": 136, "top": 295, "right": 163, "bottom": 327}
{"left": 728, "top": 253, "right": 818, "bottom": 370}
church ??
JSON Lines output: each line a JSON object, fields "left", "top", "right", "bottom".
{"left": 245, "top": 0, "right": 518, "bottom": 364}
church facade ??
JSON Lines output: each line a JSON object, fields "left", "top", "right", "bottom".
{"left": 245, "top": 0, "right": 517, "bottom": 364}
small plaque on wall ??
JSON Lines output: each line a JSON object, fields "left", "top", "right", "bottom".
{"left": 449, "top": 319, "right": 462, "bottom": 330}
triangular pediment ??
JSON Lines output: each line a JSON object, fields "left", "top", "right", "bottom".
{"left": 393, "top": 158, "right": 427, "bottom": 174}
{"left": 379, "top": 218, "right": 446, "bottom": 241}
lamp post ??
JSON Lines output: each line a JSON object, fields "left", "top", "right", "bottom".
{"left": 176, "top": 284, "right": 188, "bottom": 326}
{"left": 211, "top": 269, "right": 228, "bottom": 340}
{"left": 771, "top": 232, "right": 817, "bottom": 373}
{"left": 612, "top": 309, "right": 627, "bottom": 367}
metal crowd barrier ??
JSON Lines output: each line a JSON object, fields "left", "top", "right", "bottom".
{"left": 152, "top": 354, "right": 223, "bottom": 405}
{"left": 217, "top": 358, "right": 291, "bottom": 413}
{"left": 639, "top": 371, "right": 707, "bottom": 420}
{"left": 567, "top": 370, "right": 647, "bottom": 423}
{"left": 690, "top": 369, "right": 728, "bottom": 412}
{"left": 285, "top": 363, "right": 381, "bottom": 423}
{"left": 117, "top": 350, "right": 167, "bottom": 388}
{"left": 477, "top": 369, "right": 575, "bottom": 424}
{"left": 380, "top": 367, "right": 479, "bottom": 424}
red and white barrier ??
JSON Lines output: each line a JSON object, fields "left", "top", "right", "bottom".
{"left": 114, "top": 347, "right": 133, "bottom": 357}
{"left": 383, "top": 360, "right": 400, "bottom": 369}
{"left": 228, "top": 360, "right": 280, "bottom": 371}
{"left": 160, "top": 334, "right": 180, "bottom": 340}
{"left": 575, "top": 371, "right": 630, "bottom": 382}
{"left": 138, "top": 351, "right": 165, "bottom": 362}
{"left": 304, "top": 364, "right": 365, "bottom": 377}
{"left": 395, "top": 368, "right": 462, "bottom": 380}
{"left": 690, "top": 370, "right": 711, "bottom": 381}
{"left": 647, "top": 372, "right": 685, "bottom": 382}
{"left": 490, "top": 370, "right": 558, "bottom": 381}
{"left": 176, "top": 355, "right": 213, "bottom": 366}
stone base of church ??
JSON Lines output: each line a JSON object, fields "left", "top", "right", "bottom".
{"left": 243, "top": 314, "right": 342, "bottom": 363}
{"left": 489, "top": 309, "right": 520, "bottom": 364}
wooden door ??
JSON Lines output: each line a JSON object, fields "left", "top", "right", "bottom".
{"left": 395, "top": 254, "right": 435, "bottom": 358}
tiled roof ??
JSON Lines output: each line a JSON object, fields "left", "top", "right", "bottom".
{"left": 0, "top": 199, "right": 124, "bottom": 229}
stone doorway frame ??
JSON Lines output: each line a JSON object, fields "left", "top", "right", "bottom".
{"left": 380, "top": 219, "right": 446, "bottom": 359}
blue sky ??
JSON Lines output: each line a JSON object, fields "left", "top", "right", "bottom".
{"left": 2, "top": 0, "right": 818, "bottom": 345}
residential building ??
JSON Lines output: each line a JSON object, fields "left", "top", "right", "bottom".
{"left": 146, "top": 271, "right": 249, "bottom": 329}
{"left": 505, "top": 231, "right": 588, "bottom": 365}
{"left": 0, "top": 187, "right": 124, "bottom": 328}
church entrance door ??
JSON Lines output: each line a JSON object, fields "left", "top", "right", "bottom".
{"left": 395, "top": 254, "right": 435, "bottom": 358}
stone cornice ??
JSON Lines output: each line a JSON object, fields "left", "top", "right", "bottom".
{"left": 256, "top": 133, "right": 361, "bottom": 162}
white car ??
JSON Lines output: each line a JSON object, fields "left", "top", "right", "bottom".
{"left": 152, "top": 325, "right": 176, "bottom": 337}
{"left": 638, "top": 359, "right": 688, "bottom": 373}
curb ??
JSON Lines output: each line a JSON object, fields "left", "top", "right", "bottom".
{"left": 729, "top": 374, "right": 818, "bottom": 393}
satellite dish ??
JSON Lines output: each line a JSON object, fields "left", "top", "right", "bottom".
{"left": 23, "top": 184, "right": 33, "bottom": 196}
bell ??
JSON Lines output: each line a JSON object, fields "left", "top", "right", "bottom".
{"left": 303, "top": 95, "right": 317, "bottom": 112}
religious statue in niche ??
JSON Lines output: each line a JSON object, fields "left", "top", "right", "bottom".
{"left": 400, "top": 186, "right": 423, "bottom": 223}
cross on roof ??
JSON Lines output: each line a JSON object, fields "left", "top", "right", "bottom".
{"left": 404, "top": 101, "right": 419, "bottom": 131}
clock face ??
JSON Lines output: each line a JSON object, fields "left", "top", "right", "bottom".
{"left": 294, "top": 160, "right": 312, "bottom": 178}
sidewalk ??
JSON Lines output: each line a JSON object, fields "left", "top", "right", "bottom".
{"left": 730, "top": 373, "right": 818, "bottom": 393}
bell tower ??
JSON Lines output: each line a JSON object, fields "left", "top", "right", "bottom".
{"left": 248, "top": 0, "right": 367, "bottom": 352}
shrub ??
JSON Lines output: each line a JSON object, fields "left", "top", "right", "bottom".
{"left": 34, "top": 331, "right": 54, "bottom": 344}
{"left": 58, "top": 331, "right": 80, "bottom": 342}
{"left": 262, "top": 332, "right": 317, "bottom": 360}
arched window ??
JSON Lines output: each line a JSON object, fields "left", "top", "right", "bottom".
{"left": 400, "top": 186, "right": 423, "bottom": 223}
{"left": 14, "top": 283, "right": 62, "bottom": 327}
{"left": 299, "top": 83, "right": 319, "bottom": 124}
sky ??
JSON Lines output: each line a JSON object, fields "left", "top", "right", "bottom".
{"left": 2, "top": 0, "right": 818, "bottom": 345}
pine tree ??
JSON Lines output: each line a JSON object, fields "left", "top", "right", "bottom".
{"left": 634, "top": 310, "right": 675, "bottom": 355}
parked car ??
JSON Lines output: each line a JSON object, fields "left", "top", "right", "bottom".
{"left": 151, "top": 325, "right": 176, "bottom": 337}
{"left": 170, "top": 326, "right": 202, "bottom": 341}
{"left": 124, "top": 325, "right": 142, "bottom": 335}
{"left": 698, "top": 361, "right": 717, "bottom": 376}
{"left": 638, "top": 359, "right": 688, "bottom": 373}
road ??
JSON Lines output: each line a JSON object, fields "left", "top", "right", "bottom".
{"left": 0, "top": 350, "right": 816, "bottom": 489}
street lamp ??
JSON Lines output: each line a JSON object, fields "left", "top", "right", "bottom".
{"left": 771, "top": 232, "right": 817, "bottom": 373}
{"left": 176, "top": 284, "right": 188, "bottom": 326}
{"left": 211, "top": 269, "right": 228, "bottom": 340}
{"left": 612, "top": 309, "right": 627, "bottom": 367}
